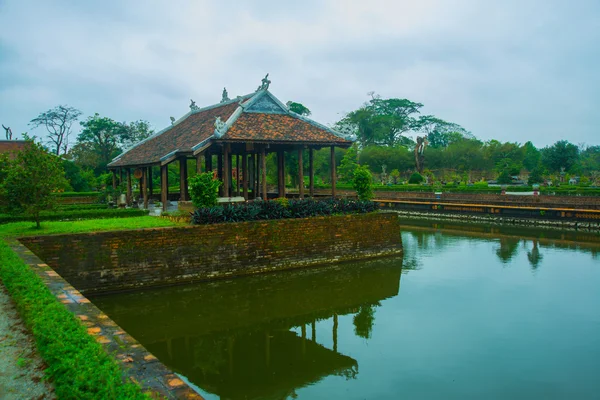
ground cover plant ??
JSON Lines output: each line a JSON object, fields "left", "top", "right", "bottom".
{"left": 192, "top": 198, "right": 378, "bottom": 225}
{"left": 0, "top": 217, "right": 186, "bottom": 398}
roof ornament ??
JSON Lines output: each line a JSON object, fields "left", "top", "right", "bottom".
{"left": 214, "top": 116, "right": 227, "bottom": 138}
{"left": 170, "top": 116, "right": 175, "bottom": 125}
{"left": 335, "top": 124, "right": 358, "bottom": 141}
{"left": 256, "top": 73, "right": 271, "bottom": 92}
{"left": 221, "top": 87, "right": 230, "bottom": 103}
{"left": 190, "top": 99, "right": 199, "bottom": 111}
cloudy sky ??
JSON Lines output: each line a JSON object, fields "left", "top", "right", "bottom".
{"left": 0, "top": 0, "right": 598, "bottom": 148}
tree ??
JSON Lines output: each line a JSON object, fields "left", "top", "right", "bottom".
{"left": 541, "top": 140, "right": 579, "bottom": 173}
{"left": 338, "top": 145, "right": 359, "bottom": 182}
{"left": 74, "top": 114, "right": 129, "bottom": 172}
{"left": 414, "top": 115, "right": 470, "bottom": 148}
{"left": 286, "top": 101, "right": 311, "bottom": 116}
{"left": 522, "top": 141, "right": 541, "bottom": 171}
{"left": 188, "top": 172, "right": 222, "bottom": 208}
{"left": 29, "top": 105, "right": 82, "bottom": 155}
{"left": 337, "top": 94, "right": 423, "bottom": 147}
{"left": 352, "top": 165, "right": 374, "bottom": 201}
{"left": 122, "top": 120, "right": 154, "bottom": 150}
{"left": 0, "top": 140, "right": 68, "bottom": 228}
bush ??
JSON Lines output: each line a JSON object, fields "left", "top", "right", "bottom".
{"left": 192, "top": 198, "right": 378, "bottom": 225}
{"left": 352, "top": 165, "right": 374, "bottom": 201}
{"left": 408, "top": 172, "right": 424, "bottom": 184}
{"left": 188, "top": 172, "right": 222, "bottom": 208}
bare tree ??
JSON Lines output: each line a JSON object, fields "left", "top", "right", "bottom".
{"left": 29, "top": 105, "right": 82, "bottom": 155}
{"left": 2, "top": 124, "right": 13, "bottom": 140}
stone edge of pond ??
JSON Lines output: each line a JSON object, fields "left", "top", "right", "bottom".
{"left": 391, "top": 210, "right": 600, "bottom": 232}
{"left": 8, "top": 238, "right": 204, "bottom": 400}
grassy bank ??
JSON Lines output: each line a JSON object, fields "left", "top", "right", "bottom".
{"left": 0, "top": 217, "right": 186, "bottom": 398}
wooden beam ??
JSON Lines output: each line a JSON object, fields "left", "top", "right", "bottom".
{"left": 261, "top": 148, "right": 267, "bottom": 199}
{"left": 330, "top": 146, "right": 336, "bottom": 198}
{"left": 112, "top": 170, "right": 117, "bottom": 190}
{"left": 242, "top": 152, "right": 248, "bottom": 200}
{"left": 298, "top": 148, "right": 304, "bottom": 199}
{"left": 249, "top": 154, "right": 255, "bottom": 198}
{"left": 205, "top": 153, "right": 212, "bottom": 172}
{"left": 142, "top": 168, "right": 149, "bottom": 209}
{"left": 179, "top": 157, "right": 188, "bottom": 201}
{"left": 309, "top": 148, "right": 314, "bottom": 197}
{"left": 147, "top": 166, "right": 153, "bottom": 197}
{"left": 196, "top": 154, "right": 202, "bottom": 174}
{"left": 161, "top": 164, "right": 168, "bottom": 212}
{"left": 235, "top": 154, "right": 240, "bottom": 196}
{"left": 126, "top": 168, "right": 132, "bottom": 205}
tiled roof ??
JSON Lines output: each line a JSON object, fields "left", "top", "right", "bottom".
{"left": 109, "top": 102, "right": 239, "bottom": 167}
{"left": 223, "top": 113, "right": 351, "bottom": 145}
{"left": 109, "top": 90, "right": 353, "bottom": 168}
{"left": 0, "top": 141, "right": 28, "bottom": 159}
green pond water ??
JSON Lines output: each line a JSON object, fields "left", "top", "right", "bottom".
{"left": 90, "top": 220, "right": 600, "bottom": 400}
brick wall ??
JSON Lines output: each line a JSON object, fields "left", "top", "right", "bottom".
{"left": 20, "top": 213, "right": 402, "bottom": 294}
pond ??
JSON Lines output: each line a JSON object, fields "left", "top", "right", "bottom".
{"left": 90, "top": 220, "right": 600, "bottom": 400}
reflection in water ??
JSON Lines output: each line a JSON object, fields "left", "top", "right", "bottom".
{"left": 495, "top": 238, "right": 520, "bottom": 264}
{"left": 91, "top": 257, "right": 406, "bottom": 400}
{"left": 526, "top": 239, "right": 543, "bottom": 270}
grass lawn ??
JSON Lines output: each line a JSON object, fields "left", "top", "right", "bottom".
{"left": 0, "top": 216, "right": 186, "bottom": 239}
{"left": 0, "top": 216, "right": 188, "bottom": 398}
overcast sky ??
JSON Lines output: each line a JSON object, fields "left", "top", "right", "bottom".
{"left": 0, "top": 0, "right": 598, "bottom": 148}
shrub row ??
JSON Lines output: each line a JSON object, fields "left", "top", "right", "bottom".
{"left": 0, "top": 241, "right": 148, "bottom": 399}
{"left": 192, "top": 198, "right": 378, "bottom": 225}
{"left": 57, "top": 204, "right": 109, "bottom": 211}
{"left": 0, "top": 208, "right": 149, "bottom": 224}
{"left": 54, "top": 191, "right": 101, "bottom": 198}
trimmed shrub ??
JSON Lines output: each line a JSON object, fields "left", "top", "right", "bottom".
{"left": 352, "top": 165, "right": 374, "bottom": 201}
{"left": 188, "top": 172, "right": 222, "bottom": 208}
{"left": 408, "top": 172, "right": 424, "bottom": 184}
{"left": 192, "top": 198, "right": 378, "bottom": 225}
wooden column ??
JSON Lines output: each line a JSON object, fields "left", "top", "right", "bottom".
{"left": 277, "top": 150, "right": 285, "bottom": 198}
{"left": 142, "top": 168, "right": 149, "bottom": 209}
{"left": 205, "top": 153, "right": 212, "bottom": 172}
{"left": 228, "top": 152, "right": 233, "bottom": 196}
{"left": 223, "top": 145, "right": 230, "bottom": 197}
{"left": 309, "top": 148, "right": 314, "bottom": 197}
{"left": 333, "top": 314, "right": 338, "bottom": 353}
{"left": 112, "top": 170, "right": 117, "bottom": 190}
{"left": 161, "top": 164, "right": 168, "bottom": 212}
{"left": 330, "top": 146, "right": 336, "bottom": 198}
{"left": 179, "top": 157, "right": 188, "bottom": 201}
{"left": 235, "top": 155, "right": 240, "bottom": 196}
{"left": 261, "top": 148, "right": 267, "bottom": 199}
{"left": 196, "top": 154, "right": 202, "bottom": 174}
{"left": 217, "top": 153, "right": 223, "bottom": 197}
{"left": 147, "top": 166, "right": 153, "bottom": 198}
{"left": 126, "top": 169, "right": 132, "bottom": 205}
{"left": 255, "top": 153, "right": 260, "bottom": 198}
{"left": 119, "top": 168, "right": 124, "bottom": 186}
{"left": 249, "top": 154, "right": 255, "bottom": 198}
{"left": 298, "top": 148, "right": 304, "bottom": 199}
{"left": 242, "top": 153, "right": 248, "bottom": 200}
{"left": 311, "top": 320, "right": 316, "bottom": 343}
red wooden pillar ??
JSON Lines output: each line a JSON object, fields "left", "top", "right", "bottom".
{"left": 242, "top": 152, "right": 249, "bottom": 200}
{"left": 298, "top": 148, "right": 304, "bottom": 199}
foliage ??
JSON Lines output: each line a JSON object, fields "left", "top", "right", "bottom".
{"left": 0, "top": 208, "right": 149, "bottom": 224}
{"left": 286, "top": 101, "right": 311, "bottom": 116}
{"left": 29, "top": 105, "right": 82, "bottom": 155}
{"left": 73, "top": 114, "right": 129, "bottom": 172}
{"left": 191, "top": 198, "right": 378, "bottom": 225}
{"left": 188, "top": 172, "right": 222, "bottom": 208}
{"left": 0, "top": 141, "right": 68, "bottom": 228}
{"left": 62, "top": 159, "right": 94, "bottom": 192}
{"left": 541, "top": 140, "right": 580, "bottom": 173}
{"left": 0, "top": 240, "right": 149, "bottom": 399}
{"left": 352, "top": 165, "right": 374, "bottom": 201}
{"left": 353, "top": 304, "right": 377, "bottom": 339}
{"left": 414, "top": 115, "right": 470, "bottom": 148}
{"left": 273, "top": 197, "right": 289, "bottom": 208}
{"left": 527, "top": 168, "right": 544, "bottom": 185}
{"left": 497, "top": 170, "right": 513, "bottom": 184}
{"left": 339, "top": 145, "right": 359, "bottom": 182}
{"left": 408, "top": 172, "right": 424, "bottom": 184}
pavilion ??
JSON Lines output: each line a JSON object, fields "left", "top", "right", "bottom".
{"left": 107, "top": 76, "right": 354, "bottom": 211}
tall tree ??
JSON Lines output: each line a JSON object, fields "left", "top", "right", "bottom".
{"left": 0, "top": 140, "right": 68, "bottom": 228}
{"left": 29, "top": 105, "right": 82, "bottom": 155}
{"left": 337, "top": 94, "right": 423, "bottom": 147}
{"left": 541, "top": 140, "right": 580, "bottom": 173}
{"left": 74, "top": 114, "right": 129, "bottom": 172}
{"left": 122, "top": 120, "right": 154, "bottom": 149}
{"left": 414, "top": 115, "right": 470, "bottom": 148}
{"left": 522, "top": 141, "right": 541, "bottom": 171}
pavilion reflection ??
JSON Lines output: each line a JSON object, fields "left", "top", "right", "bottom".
{"left": 91, "top": 257, "right": 404, "bottom": 400}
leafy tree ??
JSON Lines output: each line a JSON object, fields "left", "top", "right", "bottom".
{"left": 353, "top": 304, "right": 377, "bottom": 339}
{"left": 286, "top": 101, "right": 311, "bottom": 116}
{"left": 414, "top": 115, "right": 470, "bottom": 148}
{"left": 579, "top": 145, "right": 600, "bottom": 175}
{"left": 188, "top": 172, "right": 222, "bottom": 208}
{"left": 497, "top": 170, "right": 512, "bottom": 184}
{"left": 359, "top": 145, "right": 413, "bottom": 173}
{"left": 541, "top": 140, "right": 579, "bottom": 173}
{"left": 74, "top": 114, "right": 129, "bottom": 172}
{"left": 62, "top": 159, "right": 93, "bottom": 192}
{"left": 0, "top": 140, "right": 68, "bottom": 228}
{"left": 29, "top": 105, "right": 82, "bottom": 155}
{"left": 352, "top": 165, "right": 374, "bottom": 201}
{"left": 121, "top": 120, "right": 154, "bottom": 150}
{"left": 522, "top": 141, "right": 541, "bottom": 171}
{"left": 527, "top": 168, "right": 544, "bottom": 185}
{"left": 337, "top": 94, "right": 423, "bottom": 147}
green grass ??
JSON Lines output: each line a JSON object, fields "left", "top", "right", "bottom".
{"left": 0, "top": 208, "right": 151, "bottom": 225}
{"left": 0, "top": 216, "right": 185, "bottom": 239}
{"left": 0, "top": 216, "right": 187, "bottom": 398}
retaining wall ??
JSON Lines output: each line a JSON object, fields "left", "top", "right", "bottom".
{"left": 20, "top": 213, "right": 402, "bottom": 294}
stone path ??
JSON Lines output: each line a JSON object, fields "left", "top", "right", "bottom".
{"left": 0, "top": 280, "right": 55, "bottom": 399}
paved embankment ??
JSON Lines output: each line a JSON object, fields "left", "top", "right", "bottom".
{"left": 0, "top": 281, "right": 55, "bottom": 399}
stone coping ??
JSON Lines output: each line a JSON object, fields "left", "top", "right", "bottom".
{"left": 8, "top": 238, "right": 203, "bottom": 400}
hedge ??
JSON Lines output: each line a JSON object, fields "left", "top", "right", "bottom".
{"left": 0, "top": 208, "right": 149, "bottom": 224}
{"left": 0, "top": 241, "right": 148, "bottom": 399}
{"left": 54, "top": 192, "right": 101, "bottom": 198}
{"left": 192, "top": 198, "right": 378, "bottom": 224}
